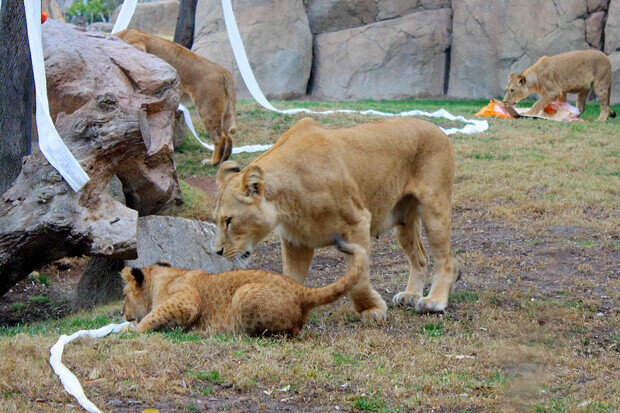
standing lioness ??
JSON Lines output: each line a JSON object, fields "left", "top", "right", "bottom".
{"left": 214, "top": 117, "right": 458, "bottom": 321}
{"left": 503, "top": 50, "right": 615, "bottom": 121}
{"left": 115, "top": 29, "right": 238, "bottom": 165}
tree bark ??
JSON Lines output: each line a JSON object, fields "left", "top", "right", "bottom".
{"left": 173, "top": 0, "right": 198, "bottom": 49}
{"left": 0, "top": 94, "right": 142, "bottom": 297}
{"left": 0, "top": 0, "right": 33, "bottom": 195}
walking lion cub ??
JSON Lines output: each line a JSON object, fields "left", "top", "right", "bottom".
{"left": 503, "top": 50, "right": 615, "bottom": 121}
{"left": 115, "top": 29, "right": 238, "bottom": 165}
{"left": 121, "top": 237, "right": 366, "bottom": 336}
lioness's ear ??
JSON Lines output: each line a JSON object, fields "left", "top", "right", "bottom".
{"left": 216, "top": 160, "right": 242, "bottom": 187}
{"left": 516, "top": 75, "right": 526, "bottom": 86}
{"left": 242, "top": 164, "right": 264, "bottom": 198}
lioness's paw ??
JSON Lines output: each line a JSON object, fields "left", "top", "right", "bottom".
{"left": 120, "top": 323, "right": 136, "bottom": 333}
{"left": 360, "top": 307, "right": 388, "bottom": 324}
{"left": 415, "top": 297, "right": 447, "bottom": 313}
{"left": 201, "top": 159, "right": 219, "bottom": 167}
{"left": 392, "top": 292, "right": 421, "bottom": 307}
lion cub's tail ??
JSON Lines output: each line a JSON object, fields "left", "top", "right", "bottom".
{"left": 301, "top": 236, "right": 368, "bottom": 310}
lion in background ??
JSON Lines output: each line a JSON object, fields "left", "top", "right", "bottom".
{"left": 503, "top": 50, "right": 615, "bottom": 121}
{"left": 115, "top": 29, "right": 237, "bottom": 165}
{"left": 213, "top": 117, "right": 458, "bottom": 321}
{"left": 121, "top": 237, "right": 367, "bottom": 336}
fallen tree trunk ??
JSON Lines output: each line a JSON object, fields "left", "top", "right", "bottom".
{"left": 0, "top": 94, "right": 146, "bottom": 296}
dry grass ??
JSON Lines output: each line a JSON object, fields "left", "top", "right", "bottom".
{"left": 0, "top": 99, "right": 618, "bottom": 412}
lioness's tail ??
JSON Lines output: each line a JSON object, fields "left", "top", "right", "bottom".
{"left": 301, "top": 236, "right": 368, "bottom": 310}
{"left": 610, "top": 110, "right": 616, "bottom": 118}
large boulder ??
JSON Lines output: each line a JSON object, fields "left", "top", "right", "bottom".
{"left": 42, "top": 20, "right": 183, "bottom": 215}
{"left": 125, "top": 216, "right": 242, "bottom": 272}
{"left": 311, "top": 8, "right": 451, "bottom": 100}
{"left": 192, "top": 0, "right": 312, "bottom": 99}
{"left": 111, "top": 0, "right": 180, "bottom": 38}
{"left": 605, "top": 0, "right": 620, "bottom": 104}
{"left": 447, "top": 0, "right": 597, "bottom": 99}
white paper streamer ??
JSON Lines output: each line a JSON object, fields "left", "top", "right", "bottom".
{"left": 110, "top": 0, "right": 137, "bottom": 34}
{"left": 219, "top": 0, "right": 488, "bottom": 137}
{"left": 24, "top": 0, "right": 90, "bottom": 192}
{"left": 50, "top": 321, "right": 130, "bottom": 413}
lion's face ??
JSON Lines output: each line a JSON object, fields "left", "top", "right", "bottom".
{"left": 503, "top": 73, "right": 529, "bottom": 106}
{"left": 120, "top": 266, "right": 152, "bottom": 322}
{"left": 213, "top": 162, "right": 278, "bottom": 261}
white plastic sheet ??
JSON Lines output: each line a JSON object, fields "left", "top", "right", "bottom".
{"left": 49, "top": 321, "right": 130, "bottom": 413}
{"left": 24, "top": 0, "right": 90, "bottom": 192}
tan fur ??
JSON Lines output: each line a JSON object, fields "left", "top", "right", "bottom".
{"left": 114, "top": 29, "right": 238, "bottom": 165}
{"left": 121, "top": 240, "right": 367, "bottom": 336}
{"left": 503, "top": 50, "right": 616, "bottom": 121}
{"left": 214, "top": 117, "right": 458, "bottom": 320}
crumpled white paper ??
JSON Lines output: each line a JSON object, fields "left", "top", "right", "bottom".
{"left": 49, "top": 322, "right": 130, "bottom": 413}
{"left": 24, "top": 0, "right": 90, "bottom": 192}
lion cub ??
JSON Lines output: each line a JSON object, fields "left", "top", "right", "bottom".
{"left": 503, "top": 50, "right": 615, "bottom": 121}
{"left": 121, "top": 237, "right": 367, "bottom": 336}
{"left": 115, "top": 29, "right": 237, "bottom": 165}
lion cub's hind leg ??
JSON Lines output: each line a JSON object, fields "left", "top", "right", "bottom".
{"left": 392, "top": 201, "right": 428, "bottom": 307}
{"left": 232, "top": 283, "right": 305, "bottom": 336}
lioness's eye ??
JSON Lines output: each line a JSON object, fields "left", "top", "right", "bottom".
{"left": 225, "top": 217, "right": 232, "bottom": 228}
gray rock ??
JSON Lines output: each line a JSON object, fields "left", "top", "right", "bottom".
{"left": 448, "top": 0, "right": 592, "bottom": 99}
{"left": 585, "top": 12, "right": 605, "bottom": 49}
{"left": 192, "top": 0, "right": 312, "bottom": 99}
{"left": 111, "top": 0, "right": 180, "bottom": 38}
{"left": 605, "top": 0, "right": 620, "bottom": 54}
{"left": 311, "top": 9, "right": 451, "bottom": 100}
{"left": 125, "top": 216, "right": 242, "bottom": 273}
{"left": 376, "top": 0, "right": 450, "bottom": 20}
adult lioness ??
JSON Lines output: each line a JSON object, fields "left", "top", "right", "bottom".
{"left": 121, "top": 237, "right": 366, "bottom": 336}
{"left": 503, "top": 50, "right": 615, "bottom": 121}
{"left": 115, "top": 29, "right": 238, "bottom": 165}
{"left": 213, "top": 117, "right": 458, "bottom": 321}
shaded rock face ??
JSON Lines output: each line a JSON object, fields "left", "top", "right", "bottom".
{"left": 192, "top": 0, "right": 312, "bottom": 99}
{"left": 125, "top": 216, "right": 244, "bottom": 273}
{"left": 111, "top": 0, "right": 180, "bottom": 38}
{"left": 42, "top": 20, "right": 183, "bottom": 215}
{"left": 304, "top": 0, "right": 450, "bottom": 34}
{"left": 447, "top": 0, "right": 606, "bottom": 99}
{"left": 312, "top": 8, "right": 451, "bottom": 100}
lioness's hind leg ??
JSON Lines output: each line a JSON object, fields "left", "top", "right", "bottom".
{"left": 593, "top": 80, "right": 612, "bottom": 121}
{"left": 393, "top": 204, "right": 428, "bottom": 307}
{"left": 416, "top": 190, "right": 457, "bottom": 313}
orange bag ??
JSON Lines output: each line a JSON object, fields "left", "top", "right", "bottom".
{"left": 475, "top": 99, "right": 513, "bottom": 118}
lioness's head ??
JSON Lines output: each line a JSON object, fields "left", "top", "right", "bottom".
{"left": 503, "top": 73, "right": 529, "bottom": 106}
{"left": 213, "top": 161, "right": 278, "bottom": 260}
{"left": 120, "top": 261, "right": 170, "bottom": 322}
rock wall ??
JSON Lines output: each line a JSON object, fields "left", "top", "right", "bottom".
{"left": 189, "top": 0, "right": 619, "bottom": 103}
{"left": 111, "top": 0, "right": 180, "bottom": 38}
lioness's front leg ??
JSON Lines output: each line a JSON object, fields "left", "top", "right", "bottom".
{"left": 346, "top": 212, "right": 387, "bottom": 323}
{"left": 281, "top": 240, "right": 314, "bottom": 284}
{"left": 526, "top": 93, "right": 557, "bottom": 116}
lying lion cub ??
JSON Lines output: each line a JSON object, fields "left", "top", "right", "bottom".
{"left": 121, "top": 237, "right": 366, "bottom": 336}
{"left": 504, "top": 50, "right": 615, "bottom": 121}
{"left": 214, "top": 117, "right": 458, "bottom": 320}
{"left": 115, "top": 29, "right": 237, "bottom": 165}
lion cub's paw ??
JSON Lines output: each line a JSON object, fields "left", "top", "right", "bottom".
{"left": 415, "top": 297, "right": 447, "bottom": 313}
{"left": 360, "top": 307, "right": 388, "bottom": 324}
{"left": 120, "top": 323, "right": 137, "bottom": 333}
{"left": 201, "top": 158, "right": 219, "bottom": 167}
{"left": 392, "top": 292, "right": 421, "bottom": 307}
